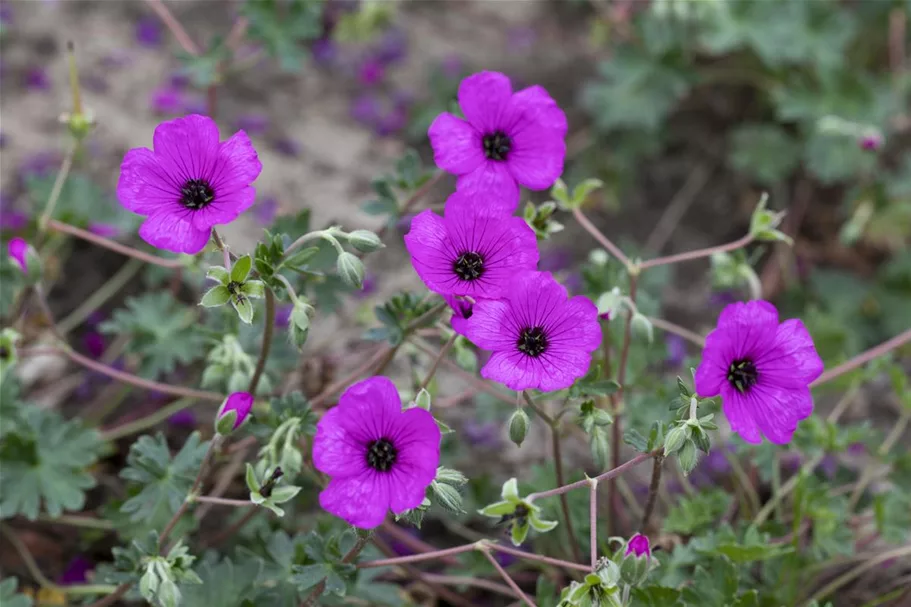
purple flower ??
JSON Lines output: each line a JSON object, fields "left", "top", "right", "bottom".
{"left": 625, "top": 533, "right": 651, "bottom": 558}
{"left": 0, "top": 195, "right": 27, "bottom": 232}
{"left": 358, "top": 58, "right": 385, "bottom": 86}
{"left": 441, "top": 55, "right": 463, "bottom": 79}
{"left": 24, "top": 67, "right": 51, "bottom": 91}
{"left": 215, "top": 391, "right": 254, "bottom": 432}
{"left": 59, "top": 556, "right": 92, "bottom": 585}
{"left": 356, "top": 273, "right": 377, "bottom": 298}
{"left": 274, "top": 304, "right": 293, "bottom": 328}
{"left": 462, "top": 419, "right": 500, "bottom": 448}
{"left": 150, "top": 87, "right": 184, "bottom": 115}
{"left": 117, "top": 114, "right": 263, "bottom": 254}
{"left": 235, "top": 113, "right": 270, "bottom": 136}
{"left": 253, "top": 196, "right": 279, "bottom": 225}
{"left": 135, "top": 16, "right": 162, "bottom": 47}
{"left": 374, "top": 28, "right": 408, "bottom": 65}
{"left": 7, "top": 237, "right": 28, "bottom": 272}
{"left": 444, "top": 294, "right": 473, "bottom": 320}
{"left": 453, "top": 272, "right": 600, "bottom": 392}
{"left": 272, "top": 137, "right": 301, "bottom": 157}
{"left": 312, "top": 38, "right": 336, "bottom": 65}
{"left": 709, "top": 290, "right": 739, "bottom": 308}
{"left": 694, "top": 300, "right": 823, "bottom": 444}
{"left": 404, "top": 196, "right": 539, "bottom": 299}
{"left": 88, "top": 222, "right": 120, "bottom": 238}
{"left": 168, "top": 409, "right": 197, "bottom": 428}
{"left": 312, "top": 376, "right": 441, "bottom": 529}
{"left": 847, "top": 442, "right": 866, "bottom": 457}
{"left": 428, "top": 71, "right": 567, "bottom": 213}
{"left": 168, "top": 72, "right": 191, "bottom": 88}
{"left": 350, "top": 93, "right": 381, "bottom": 125}
{"left": 83, "top": 331, "right": 106, "bottom": 359}
{"left": 859, "top": 132, "right": 883, "bottom": 151}
{"left": 665, "top": 334, "right": 686, "bottom": 368}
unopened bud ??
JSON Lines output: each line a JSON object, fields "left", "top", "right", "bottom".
{"left": 337, "top": 252, "right": 365, "bottom": 289}
{"left": 346, "top": 229, "right": 384, "bottom": 253}
{"left": 215, "top": 392, "right": 254, "bottom": 435}
{"left": 7, "top": 238, "right": 42, "bottom": 284}
{"left": 620, "top": 533, "right": 651, "bottom": 585}
{"left": 630, "top": 313, "right": 654, "bottom": 344}
{"left": 663, "top": 425, "right": 688, "bottom": 455}
{"left": 508, "top": 408, "right": 530, "bottom": 447}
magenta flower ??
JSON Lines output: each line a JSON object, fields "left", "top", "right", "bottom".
{"left": 453, "top": 272, "right": 600, "bottom": 392}
{"left": 312, "top": 376, "right": 441, "bottom": 529}
{"left": 215, "top": 391, "right": 254, "bottom": 432}
{"left": 7, "top": 237, "right": 28, "bottom": 272}
{"left": 404, "top": 196, "right": 539, "bottom": 299}
{"left": 428, "top": 71, "right": 567, "bottom": 213}
{"left": 443, "top": 294, "right": 473, "bottom": 320}
{"left": 117, "top": 114, "right": 262, "bottom": 254}
{"left": 625, "top": 533, "right": 651, "bottom": 558}
{"left": 694, "top": 300, "right": 823, "bottom": 444}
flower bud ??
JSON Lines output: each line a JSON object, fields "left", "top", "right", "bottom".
{"left": 596, "top": 288, "right": 621, "bottom": 321}
{"left": 630, "top": 313, "right": 654, "bottom": 344}
{"left": 7, "top": 238, "right": 42, "bottom": 283}
{"left": 289, "top": 299, "right": 313, "bottom": 350}
{"left": 678, "top": 439, "right": 699, "bottom": 475}
{"left": 508, "top": 408, "right": 530, "bottom": 447}
{"left": 620, "top": 533, "right": 651, "bottom": 586}
{"left": 337, "top": 252, "right": 365, "bottom": 289}
{"left": 859, "top": 131, "right": 883, "bottom": 151}
{"left": 0, "top": 328, "right": 20, "bottom": 379}
{"left": 663, "top": 424, "right": 688, "bottom": 455}
{"left": 215, "top": 391, "right": 254, "bottom": 435}
{"left": 346, "top": 229, "right": 384, "bottom": 253}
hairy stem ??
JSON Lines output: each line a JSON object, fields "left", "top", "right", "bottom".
{"left": 647, "top": 316, "right": 706, "bottom": 348}
{"left": 529, "top": 450, "right": 661, "bottom": 501}
{"left": 571, "top": 207, "right": 631, "bottom": 267}
{"left": 194, "top": 496, "right": 249, "bottom": 507}
{"left": 418, "top": 332, "right": 457, "bottom": 392}
{"left": 848, "top": 408, "right": 911, "bottom": 509}
{"left": 311, "top": 345, "right": 397, "bottom": 407}
{"left": 145, "top": 0, "right": 200, "bottom": 55}
{"left": 247, "top": 288, "right": 275, "bottom": 394}
{"left": 551, "top": 423, "right": 584, "bottom": 564}
{"left": 21, "top": 346, "right": 224, "bottom": 402}
{"left": 481, "top": 548, "right": 538, "bottom": 607}
{"left": 590, "top": 480, "right": 599, "bottom": 567}
{"left": 640, "top": 454, "right": 665, "bottom": 532}
{"left": 37, "top": 514, "right": 115, "bottom": 531}
{"left": 47, "top": 219, "right": 184, "bottom": 268}
{"left": 359, "top": 543, "right": 478, "bottom": 568}
{"left": 812, "top": 328, "right": 911, "bottom": 387}
{"left": 100, "top": 397, "right": 197, "bottom": 442}
{"left": 159, "top": 436, "right": 221, "bottom": 550}
{"left": 57, "top": 258, "right": 144, "bottom": 335}
{"left": 806, "top": 544, "right": 911, "bottom": 604}
{"left": 38, "top": 142, "right": 76, "bottom": 233}
{"left": 609, "top": 273, "right": 638, "bottom": 534}
{"left": 489, "top": 542, "right": 591, "bottom": 572}
{"left": 639, "top": 234, "right": 754, "bottom": 270}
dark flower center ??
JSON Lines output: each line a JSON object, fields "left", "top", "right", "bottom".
{"left": 180, "top": 178, "right": 215, "bottom": 210}
{"left": 727, "top": 359, "right": 758, "bottom": 393}
{"left": 517, "top": 326, "right": 548, "bottom": 358}
{"left": 366, "top": 438, "right": 398, "bottom": 472}
{"left": 482, "top": 131, "right": 511, "bottom": 161}
{"left": 453, "top": 251, "right": 484, "bottom": 281}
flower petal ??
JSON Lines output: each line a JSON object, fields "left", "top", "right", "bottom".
{"left": 210, "top": 130, "right": 263, "bottom": 195}
{"left": 404, "top": 209, "right": 453, "bottom": 294}
{"left": 428, "top": 113, "right": 484, "bottom": 175}
{"left": 454, "top": 162, "right": 520, "bottom": 214}
{"left": 116, "top": 148, "right": 181, "bottom": 215}
{"left": 454, "top": 298, "right": 516, "bottom": 351}
{"left": 458, "top": 71, "right": 513, "bottom": 134}
{"left": 758, "top": 318, "right": 824, "bottom": 388}
{"left": 138, "top": 209, "right": 211, "bottom": 254}
{"left": 694, "top": 330, "right": 738, "bottom": 397}
{"left": 152, "top": 114, "right": 221, "bottom": 184}
{"left": 319, "top": 474, "right": 389, "bottom": 529}
{"left": 720, "top": 384, "right": 763, "bottom": 444}
{"left": 736, "top": 383, "right": 812, "bottom": 445}
{"left": 189, "top": 186, "right": 256, "bottom": 230}
{"left": 334, "top": 376, "right": 403, "bottom": 443}
{"left": 312, "top": 405, "right": 370, "bottom": 477}
{"left": 504, "top": 85, "right": 567, "bottom": 190}
{"left": 386, "top": 408, "right": 440, "bottom": 513}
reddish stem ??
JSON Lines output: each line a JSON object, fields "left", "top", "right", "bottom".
{"left": 47, "top": 219, "right": 184, "bottom": 269}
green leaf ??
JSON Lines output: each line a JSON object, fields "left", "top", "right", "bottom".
{"left": 206, "top": 266, "right": 230, "bottom": 285}
{"left": 282, "top": 246, "right": 320, "bottom": 271}
{"left": 241, "top": 0, "right": 323, "bottom": 72}
{"left": 232, "top": 295, "right": 255, "bottom": 324}
{"left": 681, "top": 558, "right": 739, "bottom": 606}
{"left": 570, "top": 364, "right": 621, "bottom": 398}
{"left": 101, "top": 293, "right": 206, "bottom": 378}
{"left": 269, "top": 485, "right": 302, "bottom": 504}
{"left": 729, "top": 124, "right": 801, "bottom": 186}
{"left": 874, "top": 491, "right": 911, "bottom": 543}
{"left": 200, "top": 286, "right": 231, "bottom": 307}
{"left": 0, "top": 578, "right": 33, "bottom": 607}
{"left": 120, "top": 433, "right": 210, "bottom": 531}
{"left": 231, "top": 255, "right": 253, "bottom": 283}
{"left": 511, "top": 521, "right": 530, "bottom": 546}
{"left": 26, "top": 172, "right": 141, "bottom": 232}
{"left": 478, "top": 500, "right": 515, "bottom": 518}
{"left": 623, "top": 429, "right": 649, "bottom": 453}
{"left": 0, "top": 404, "right": 101, "bottom": 520}
{"left": 240, "top": 280, "right": 265, "bottom": 299}
{"left": 664, "top": 490, "right": 732, "bottom": 535}
{"left": 631, "top": 586, "right": 684, "bottom": 607}
{"left": 289, "top": 564, "right": 329, "bottom": 592}
{"left": 179, "top": 556, "right": 264, "bottom": 607}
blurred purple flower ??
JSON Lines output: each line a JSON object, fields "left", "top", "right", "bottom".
{"left": 350, "top": 93, "right": 382, "bottom": 125}
{"left": 82, "top": 73, "right": 108, "bottom": 93}
{"left": 311, "top": 38, "right": 336, "bottom": 65}
{"left": 562, "top": 272, "right": 583, "bottom": 295}
{"left": 89, "top": 223, "right": 121, "bottom": 238}
{"left": 507, "top": 27, "right": 537, "bottom": 54}
{"left": 374, "top": 28, "right": 407, "bottom": 65}
{"left": 358, "top": 58, "right": 385, "bottom": 86}
{"left": 274, "top": 304, "right": 293, "bottom": 328}
{"left": 859, "top": 132, "right": 883, "bottom": 151}
{"left": 135, "top": 16, "right": 162, "bottom": 47}
{"left": 253, "top": 196, "right": 278, "bottom": 225}
{"left": 539, "top": 247, "right": 573, "bottom": 272}
{"left": 781, "top": 451, "right": 802, "bottom": 474}
{"left": 355, "top": 273, "right": 377, "bottom": 298}
{"left": 168, "top": 409, "right": 197, "bottom": 428}
{"left": 235, "top": 113, "right": 270, "bottom": 136}
{"left": 395, "top": 212, "right": 416, "bottom": 234}
{"left": 0, "top": 3, "right": 13, "bottom": 26}
{"left": 376, "top": 107, "right": 408, "bottom": 136}
{"left": 819, "top": 455, "right": 837, "bottom": 479}
{"left": 709, "top": 290, "right": 739, "bottom": 308}
{"left": 380, "top": 527, "right": 419, "bottom": 556}
{"left": 182, "top": 95, "right": 207, "bottom": 115}
{"left": 24, "top": 67, "right": 51, "bottom": 91}
{"left": 441, "top": 55, "right": 463, "bottom": 79}
{"left": 100, "top": 51, "right": 132, "bottom": 69}
{"left": 665, "top": 334, "right": 686, "bottom": 368}
{"left": 83, "top": 331, "right": 106, "bottom": 359}
{"left": 150, "top": 87, "right": 184, "bottom": 115}
{"left": 273, "top": 137, "right": 302, "bottom": 157}
{"left": 847, "top": 442, "right": 866, "bottom": 457}
{"left": 20, "top": 151, "right": 60, "bottom": 181}
{"left": 0, "top": 131, "right": 7, "bottom": 148}
{"left": 1, "top": 195, "right": 28, "bottom": 232}
{"left": 59, "top": 556, "right": 92, "bottom": 585}
{"left": 168, "top": 71, "right": 191, "bottom": 88}
{"left": 462, "top": 419, "right": 501, "bottom": 449}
